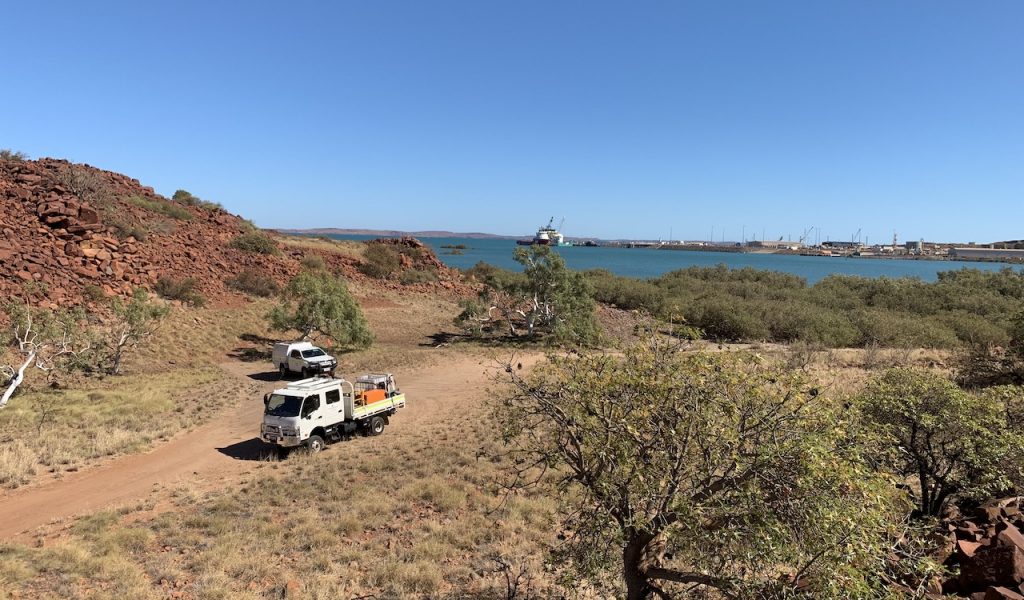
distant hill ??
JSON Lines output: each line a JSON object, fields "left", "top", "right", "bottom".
{"left": 279, "top": 228, "right": 517, "bottom": 240}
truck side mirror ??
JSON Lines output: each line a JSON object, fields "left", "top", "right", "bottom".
{"left": 263, "top": 393, "right": 270, "bottom": 405}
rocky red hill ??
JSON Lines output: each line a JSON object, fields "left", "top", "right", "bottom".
{"left": 0, "top": 157, "right": 460, "bottom": 308}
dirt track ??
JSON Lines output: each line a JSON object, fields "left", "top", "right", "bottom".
{"left": 0, "top": 350, "right": 506, "bottom": 540}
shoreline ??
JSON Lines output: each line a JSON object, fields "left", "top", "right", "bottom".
{"left": 654, "top": 244, "right": 1024, "bottom": 266}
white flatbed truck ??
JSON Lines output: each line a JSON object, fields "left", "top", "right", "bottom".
{"left": 261, "top": 373, "right": 405, "bottom": 453}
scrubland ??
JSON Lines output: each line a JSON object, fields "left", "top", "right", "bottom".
{"left": 2, "top": 258, "right": 1023, "bottom": 599}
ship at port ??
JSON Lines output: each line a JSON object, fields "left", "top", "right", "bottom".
{"left": 516, "top": 217, "right": 573, "bottom": 247}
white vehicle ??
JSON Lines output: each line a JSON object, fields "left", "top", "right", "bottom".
{"left": 272, "top": 341, "right": 337, "bottom": 378}
{"left": 261, "top": 373, "right": 405, "bottom": 453}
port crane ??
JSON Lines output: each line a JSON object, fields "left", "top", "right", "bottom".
{"left": 798, "top": 226, "right": 814, "bottom": 246}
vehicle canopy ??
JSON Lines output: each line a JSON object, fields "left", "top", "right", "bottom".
{"left": 274, "top": 341, "right": 315, "bottom": 351}
{"left": 272, "top": 341, "right": 315, "bottom": 357}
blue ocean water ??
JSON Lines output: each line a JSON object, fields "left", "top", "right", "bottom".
{"left": 325, "top": 235, "right": 1023, "bottom": 284}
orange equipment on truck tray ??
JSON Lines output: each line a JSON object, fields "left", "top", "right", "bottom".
{"left": 362, "top": 389, "right": 386, "bottom": 404}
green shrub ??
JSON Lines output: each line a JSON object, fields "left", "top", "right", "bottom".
{"left": 225, "top": 269, "right": 280, "bottom": 297}
{"left": 990, "top": 385, "right": 1024, "bottom": 430}
{"left": 126, "top": 195, "right": 193, "bottom": 221}
{"left": 585, "top": 269, "right": 669, "bottom": 314}
{"left": 83, "top": 285, "right": 108, "bottom": 304}
{"left": 939, "top": 311, "right": 1011, "bottom": 348}
{"left": 172, "top": 189, "right": 222, "bottom": 211}
{"left": 463, "top": 262, "right": 1024, "bottom": 350}
{"left": 688, "top": 296, "right": 770, "bottom": 342}
{"left": 154, "top": 277, "right": 205, "bottom": 307}
{"left": 0, "top": 149, "right": 28, "bottom": 161}
{"left": 454, "top": 298, "right": 488, "bottom": 336}
{"left": 359, "top": 244, "right": 402, "bottom": 279}
{"left": 299, "top": 255, "right": 327, "bottom": 271}
{"left": 148, "top": 220, "right": 176, "bottom": 236}
{"left": 109, "top": 217, "right": 149, "bottom": 242}
{"left": 857, "top": 369, "right": 1023, "bottom": 516}
{"left": 764, "top": 301, "right": 862, "bottom": 346}
{"left": 229, "top": 231, "right": 279, "bottom": 255}
{"left": 461, "top": 261, "right": 527, "bottom": 291}
{"left": 399, "top": 268, "right": 439, "bottom": 285}
{"left": 852, "top": 310, "right": 959, "bottom": 349}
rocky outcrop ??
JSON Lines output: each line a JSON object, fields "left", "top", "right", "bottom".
{"left": 0, "top": 157, "right": 467, "bottom": 309}
{"left": 934, "top": 497, "right": 1024, "bottom": 599}
{"left": 367, "top": 236, "right": 453, "bottom": 273}
{"left": 0, "top": 157, "right": 298, "bottom": 307}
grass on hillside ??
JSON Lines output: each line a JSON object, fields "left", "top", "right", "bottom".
{"left": 0, "top": 397, "right": 562, "bottom": 599}
{"left": 0, "top": 303, "right": 280, "bottom": 489}
{"left": 0, "top": 368, "right": 225, "bottom": 488}
{"left": 273, "top": 233, "right": 366, "bottom": 260}
{"left": 125, "top": 195, "right": 194, "bottom": 221}
{"left": 0, "top": 291, "right": 463, "bottom": 491}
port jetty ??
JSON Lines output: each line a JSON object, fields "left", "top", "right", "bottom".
{"left": 284, "top": 228, "right": 1024, "bottom": 267}
{"left": 576, "top": 239, "right": 1024, "bottom": 265}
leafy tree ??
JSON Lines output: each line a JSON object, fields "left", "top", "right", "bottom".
{"left": 457, "top": 247, "right": 599, "bottom": 345}
{"left": 268, "top": 270, "right": 373, "bottom": 348}
{"left": 496, "top": 341, "right": 903, "bottom": 599}
{"left": 103, "top": 288, "right": 169, "bottom": 375}
{"left": 514, "top": 245, "right": 599, "bottom": 344}
{"left": 857, "top": 368, "right": 1021, "bottom": 517}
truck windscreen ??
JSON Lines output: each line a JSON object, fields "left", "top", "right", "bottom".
{"left": 301, "top": 349, "right": 325, "bottom": 358}
{"left": 265, "top": 394, "right": 302, "bottom": 417}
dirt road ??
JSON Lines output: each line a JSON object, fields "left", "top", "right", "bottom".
{"left": 0, "top": 350, "right": 506, "bottom": 540}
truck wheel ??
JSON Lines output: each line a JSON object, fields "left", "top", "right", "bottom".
{"left": 368, "top": 416, "right": 385, "bottom": 436}
{"left": 305, "top": 435, "right": 325, "bottom": 453}
{"left": 301, "top": 367, "right": 309, "bottom": 379}
{"left": 279, "top": 364, "right": 287, "bottom": 379}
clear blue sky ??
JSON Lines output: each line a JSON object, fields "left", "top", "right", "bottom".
{"left": 2, "top": 1, "right": 1021, "bottom": 243}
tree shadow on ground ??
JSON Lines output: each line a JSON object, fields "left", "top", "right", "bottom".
{"left": 419, "top": 331, "right": 469, "bottom": 347}
{"left": 420, "top": 329, "right": 547, "bottom": 350}
{"left": 229, "top": 346, "right": 272, "bottom": 363}
{"left": 247, "top": 370, "right": 283, "bottom": 382}
{"left": 216, "top": 438, "right": 279, "bottom": 461}
{"left": 239, "top": 333, "right": 278, "bottom": 345}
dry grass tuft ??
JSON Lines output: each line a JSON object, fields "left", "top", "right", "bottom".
{"left": 273, "top": 233, "right": 366, "bottom": 260}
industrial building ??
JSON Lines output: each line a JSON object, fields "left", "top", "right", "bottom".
{"left": 949, "top": 247, "right": 1024, "bottom": 261}
{"left": 745, "top": 240, "right": 804, "bottom": 251}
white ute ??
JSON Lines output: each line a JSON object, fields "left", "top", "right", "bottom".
{"left": 272, "top": 341, "right": 337, "bottom": 378}
{"left": 261, "top": 373, "right": 405, "bottom": 453}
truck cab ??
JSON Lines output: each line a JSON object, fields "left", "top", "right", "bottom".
{"left": 261, "top": 374, "right": 405, "bottom": 453}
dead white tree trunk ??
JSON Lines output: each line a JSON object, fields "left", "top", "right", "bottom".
{"left": 0, "top": 351, "right": 35, "bottom": 409}
{"left": 1, "top": 305, "right": 91, "bottom": 407}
